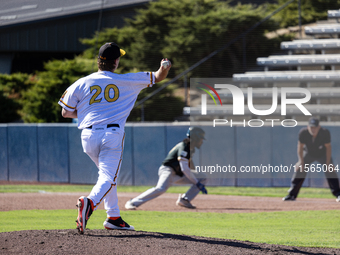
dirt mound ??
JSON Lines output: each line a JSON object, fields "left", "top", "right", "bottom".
{"left": 1, "top": 229, "right": 339, "bottom": 255}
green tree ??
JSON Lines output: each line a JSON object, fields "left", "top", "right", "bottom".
{"left": 269, "top": 0, "right": 340, "bottom": 28}
{"left": 20, "top": 58, "right": 93, "bottom": 123}
{"left": 162, "top": 3, "right": 282, "bottom": 77}
{"left": 128, "top": 83, "right": 185, "bottom": 122}
{"left": 82, "top": 0, "right": 284, "bottom": 78}
{"left": 4, "top": 0, "right": 318, "bottom": 123}
{"left": 0, "top": 93, "right": 21, "bottom": 123}
{"left": 79, "top": 0, "right": 288, "bottom": 122}
{"left": 0, "top": 73, "right": 34, "bottom": 123}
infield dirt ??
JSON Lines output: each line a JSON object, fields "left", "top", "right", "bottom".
{"left": 1, "top": 191, "right": 340, "bottom": 254}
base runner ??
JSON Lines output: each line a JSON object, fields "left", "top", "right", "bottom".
{"left": 125, "top": 127, "right": 208, "bottom": 210}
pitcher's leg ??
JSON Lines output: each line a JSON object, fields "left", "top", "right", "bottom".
{"left": 88, "top": 176, "right": 115, "bottom": 210}
{"left": 88, "top": 131, "right": 124, "bottom": 216}
{"left": 103, "top": 184, "right": 120, "bottom": 217}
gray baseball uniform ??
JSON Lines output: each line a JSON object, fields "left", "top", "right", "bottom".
{"left": 126, "top": 138, "right": 207, "bottom": 208}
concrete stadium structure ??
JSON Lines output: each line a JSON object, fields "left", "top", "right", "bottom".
{"left": 186, "top": 9, "right": 340, "bottom": 123}
{"left": 0, "top": 0, "right": 150, "bottom": 74}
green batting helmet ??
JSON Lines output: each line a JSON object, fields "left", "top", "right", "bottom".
{"left": 186, "top": 127, "right": 205, "bottom": 141}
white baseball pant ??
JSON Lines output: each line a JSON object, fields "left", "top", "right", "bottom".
{"left": 81, "top": 125, "right": 125, "bottom": 217}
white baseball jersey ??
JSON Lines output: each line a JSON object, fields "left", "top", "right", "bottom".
{"left": 58, "top": 70, "right": 155, "bottom": 129}
{"left": 58, "top": 69, "right": 155, "bottom": 218}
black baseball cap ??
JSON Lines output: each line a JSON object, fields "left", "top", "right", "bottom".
{"left": 98, "top": 42, "right": 126, "bottom": 62}
{"left": 308, "top": 117, "right": 319, "bottom": 127}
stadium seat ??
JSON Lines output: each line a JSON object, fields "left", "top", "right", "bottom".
{"left": 215, "top": 87, "right": 340, "bottom": 99}
{"left": 328, "top": 10, "right": 340, "bottom": 20}
{"left": 257, "top": 54, "right": 340, "bottom": 69}
{"left": 280, "top": 39, "right": 340, "bottom": 51}
{"left": 232, "top": 70, "right": 340, "bottom": 82}
{"left": 304, "top": 24, "right": 340, "bottom": 35}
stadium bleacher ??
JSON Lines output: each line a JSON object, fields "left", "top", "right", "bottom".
{"left": 215, "top": 87, "right": 340, "bottom": 99}
{"left": 257, "top": 54, "right": 340, "bottom": 70}
{"left": 233, "top": 70, "right": 340, "bottom": 82}
{"left": 304, "top": 24, "right": 340, "bottom": 37}
{"left": 280, "top": 39, "right": 340, "bottom": 54}
{"left": 186, "top": 9, "right": 340, "bottom": 122}
{"left": 328, "top": 10, "right": 340, "bottom": 20}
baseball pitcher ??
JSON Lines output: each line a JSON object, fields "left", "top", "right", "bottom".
{"left": 58, "top": 42, "right": 171, "bottom": 234}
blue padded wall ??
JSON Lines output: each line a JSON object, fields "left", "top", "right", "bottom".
{"left": 133, "top": 125, "right": 167, "bottom": 186}
{"left": 200, "top": 126, "right": 237, "bottom": 186}
{"left": 165, "top": 125, "right": 189, "bottom": 152}
{"left": 2, "top": 123, "right": 339, "bottom": 188}
{"left": 68, "top": 126, "right": 98, "bottom": 184}
{"left": 310, "top": 126, "right": 340, "bottom": 189}
{"left": 235, "top": 127, "right": 272, "bottom": 187}
{"left": 271, "top": 126, "right": 299, "bottom": 187}
{"left": 0, "top": 125, "right": 8, "bottom": 180}
{"left": 118, "top": 126, "right": 134, "bottom": 185}
{"left": 8, "top": 125, "right": 38, "bottom": 181}
{"left": 327, "top": 126, "right": 340, "bottom": 168}
{"left": 37, "top": 124, "right": 69, "bottom": 183}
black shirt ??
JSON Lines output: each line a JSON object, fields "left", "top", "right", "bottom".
{"left": 298, "top": 127, "right": 331, "bottom": 158}
{"left": 162, "top": 140, "right": 194, "bottom": 177}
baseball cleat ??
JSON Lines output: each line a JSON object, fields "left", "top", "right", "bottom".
{"left": 103, "top": 217, "right": 135, "bottom": 230}
{"left": 76, "top": 196, "right": 94, "bottom": 234}
{"left": 176, "top": 194, "right": 196, "bottom": 209}
{"left": 125, "top": 200, "right": 137, "bottom": 210}
{"left": 336, "top": 195, "right": 340, "bottom": 202}
{"left": 282, "top": 195, "right": 296, "bottom": 201}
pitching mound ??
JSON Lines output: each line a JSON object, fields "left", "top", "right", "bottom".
{"left": 1, "top": 229, "right": 339, "bottom": 255}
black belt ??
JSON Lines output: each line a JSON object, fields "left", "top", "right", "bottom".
{"left": 87, "top": 124, "right": 119, "bottom": 129}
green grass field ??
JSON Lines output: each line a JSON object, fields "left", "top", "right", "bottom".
{"left": 1, "top": 185, "right": 339, "bottom": 248}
